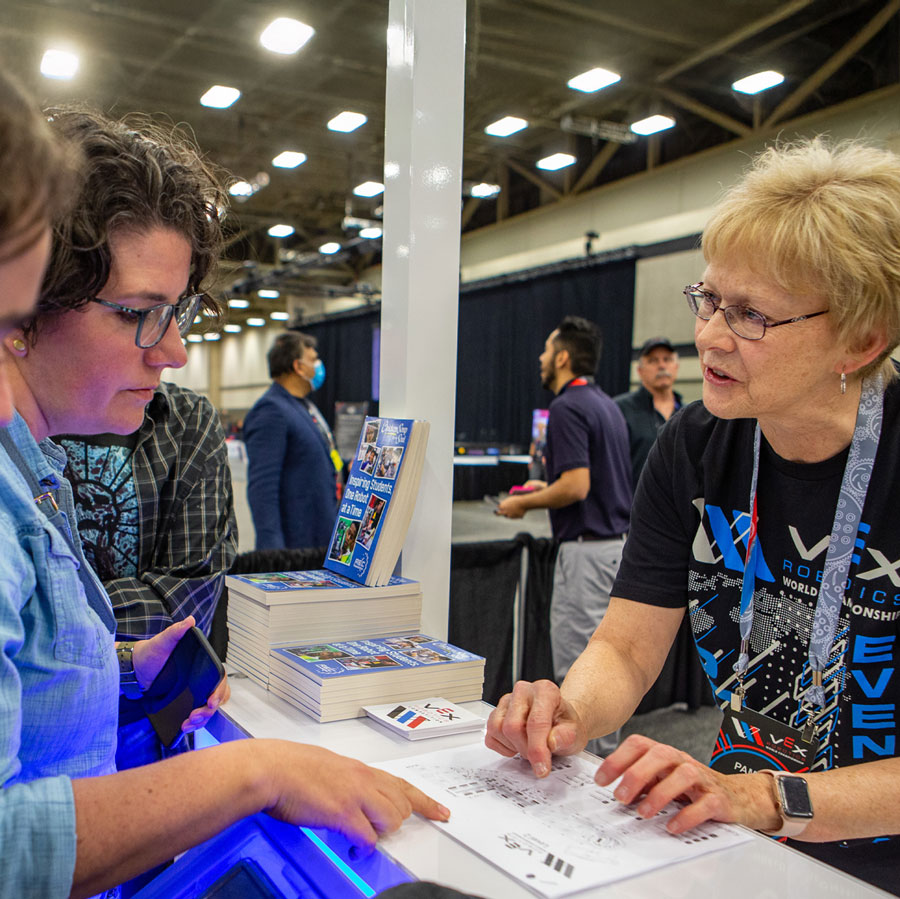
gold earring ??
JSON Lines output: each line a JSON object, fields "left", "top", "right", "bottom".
{"left": 11, "top": 338, "right": 26, "bottom": 353}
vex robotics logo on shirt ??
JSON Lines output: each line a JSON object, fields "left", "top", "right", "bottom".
{"left": 690, "top": 502, "right": 898, "bottom": 767}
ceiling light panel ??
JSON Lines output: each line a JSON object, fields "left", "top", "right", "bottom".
{"left": 257, "top": 289, "right": 280, "bottom": 299}
{"left": 567, "top": 67, "right": 620, "bottom": 93}
{"left": 223, "top": 324, "right": 242, "bottom": 333}
{"left": 536, "top": 153, "right": 576, "bottom": 171}
{"left": 268, "top": 224, "right": 295, "bottom": 238}
{"left": 319, "top": 242, "right": 341, "bottom": 254}
{"left": 260, "top": 18, "right": 315, "bottom": 55}
{"left": 484, "top": 116, "right": 527, "bottom": 137}
{"left": 470, "top": 183, "right": 501, "bottom": 198}
{"left": 328, "top": 111, "right": 367, "bottom": 132}
{"left": 246, "top": 318, "right": 266, "bottom": 327}
{"left": 40, "top": 49, "right": 79, "bottom": 80}
{"left": 270, "top": 311, "right": 290, "bottom": 320}
{"left": 228, "top": 298, "right": 250, "bottom": 309}
{"left": 359, "top": 227, "right": 383, "bottom": 239}
{"left": 630, "top": 115, "right": 675, "bottom": 135}
{"left": 732, "top": 71, "right": 785, "bottom": 94}
{"left": 200, "top": 85, "right": 240, "bottom": 109}
{"left": 353, "top": 181, "right": 384, "bottom": 197}
{"left": 272, "top": 151, "right": 307, "bottom": 169}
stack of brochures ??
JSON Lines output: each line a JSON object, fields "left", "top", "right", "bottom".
{"left": 225, "top": 570, "right": 422, "bottom": 689}
{"left": 267, "top": 636, "right": 485, "bottom": 722}
{"left": 324, "top": 416, "right": 430, "bottom": 587}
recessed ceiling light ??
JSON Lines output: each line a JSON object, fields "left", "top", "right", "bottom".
{"left": 359, "top": 226, "right": 383, "bottom": 239}
{"left": 246, "top": 317, "right": 266, "bottom": 327}
{"left": 40, "top": 49, "right": 79, "bottom": 80}
{"left": 536, "top": 153, "right": 576, "bottom": 171}
{"left": 223, "top": 324, "right": 242, "bottom": 333}
{"left": 630, "top": 114, "right": 676, "bottom": 135}
{"left": 470, "top": 183, "right": 501, "bottom": 198}
{"left": 484, "top": 116, "right": 527, "bottom": 137}
{"left": 203, "top": 332, "right": 221, "bottom": 341}
{"left": 268, "top": 224, "right": 295, "bottom": 238}
{"left": 257, "top": 289, "right": 280, "bottom": 299}
{"left": 319, "top": 241, "right": 341, "bottom": 254}
{"left": 328, "top": 111, "right": 367, "bottom": 132}
{"left": 567, "top": 67, "right": 620, "bottom": 93}
{"left": 272, "top": 151, "right": 307, "bottom": 169}
{"left": 260, "top": 18, "right": 315, "bottom": 55}
{"left": 732, "top": 70, "right": 785, "bottom": 94}
{"left": 228, "top": 181, "right": 254, "bottom": 197}
{"left": 228, "top": 298, "right": 250, "bottom": 309}
{"left": 200, "top": 85, "right": 240, "bottom": 109}
{"left": 353, "top": 181, "right": 384, "bottom": 198}
{"left": 270, "top": 311, "right": 290, "bottom": 320}
{"left": 186, "top": 334, "right": 203, "bottom": 343}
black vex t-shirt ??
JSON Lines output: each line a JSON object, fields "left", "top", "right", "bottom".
{"left": 613, "top": 389, "right": 900, "bottom": 893}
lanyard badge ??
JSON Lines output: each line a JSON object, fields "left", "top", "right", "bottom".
{"left": 710, "top": 374, "right": 884, "bottom": 776}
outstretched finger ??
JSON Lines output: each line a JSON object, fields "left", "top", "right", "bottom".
{"left": 399, "top": 779, "right": 450, "bottom": 823}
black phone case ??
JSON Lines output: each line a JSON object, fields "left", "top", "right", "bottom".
{"left": 142, "top": 626, "right": 225, "bottom": 749}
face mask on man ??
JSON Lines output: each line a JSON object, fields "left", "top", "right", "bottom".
{"left": 310, "top": 359, "right": 326, "bottom": 391}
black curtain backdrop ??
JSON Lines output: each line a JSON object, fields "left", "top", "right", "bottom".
{"left": 455, "top": 259, "right": 635, "bottom": 447}
{"left": 304, "top": 312, "right": 378, "bottom": 431}
{"left": 297, "top": 255, "right": 636, "bottom": 449}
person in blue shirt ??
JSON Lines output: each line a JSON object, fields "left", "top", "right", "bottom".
{"left": 0, "top": 81, "right": 447, "bottom": 899}
{"left": 244, "top": 330, "right": 341, "bottom": 550}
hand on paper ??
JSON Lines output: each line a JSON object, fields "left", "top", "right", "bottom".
{"left": 259, "top": 743, "right": 451, "bottom": 851}
{"left": 595, "top": 734, "right": 780, "bottom": 834}
{"left": 485, "top": 679, "right": 588, "bottom": 777}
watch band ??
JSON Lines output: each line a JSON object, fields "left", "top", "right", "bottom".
{"left": 759, "top": 770, "right": 813, "bottom": 838}
{"left": 116, "top": 641, "right": 144, "bottom": 700}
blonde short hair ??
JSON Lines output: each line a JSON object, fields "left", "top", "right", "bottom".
{"left": 703, "top": 137, "right": 900, "bottom": 381}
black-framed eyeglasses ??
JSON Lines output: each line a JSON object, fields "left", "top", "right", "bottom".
{"left": 683, "top": 283, "right": 829, "bottom": 341}
{"left": 91, "top": 293, "right": 204, "bottom": 348}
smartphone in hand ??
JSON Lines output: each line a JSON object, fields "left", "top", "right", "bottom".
{"left": 142, "top": 626, "right": 225, "bottom": 749}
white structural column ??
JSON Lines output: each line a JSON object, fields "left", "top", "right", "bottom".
{"left": 380, "top": 0, "right": 466, "bottom": 638}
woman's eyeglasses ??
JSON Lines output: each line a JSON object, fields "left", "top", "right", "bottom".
{"left": 683, "top": 283, "right": 828, "bottom": 340}
{"left": 91, "top": 294, "right": 204, "bottom": 348}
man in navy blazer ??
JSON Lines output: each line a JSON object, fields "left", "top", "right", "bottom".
{"left": 243, "top": 331, "right": 340, "bottom": 550}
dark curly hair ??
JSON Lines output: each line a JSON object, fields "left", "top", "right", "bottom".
{"left": 32, "top": 106, "right": 229, "bottom": 336}
{"left": 0, "top": 70, "right": 82, "bottom": 260}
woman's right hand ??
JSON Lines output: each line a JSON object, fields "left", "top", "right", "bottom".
{"left": 485, "top": 679, "right": 588, "bottom": 777}
{"left": 254, "top": 742, "right": 450, "bottom": 852}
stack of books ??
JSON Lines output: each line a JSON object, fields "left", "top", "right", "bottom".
{"left": 225, "top": 570, "right": 422, "bottom": 689}
{"left": 227, "top": 414, "right": 486, "bottom": 721}
{"left": 267, "top": 635, "right": 485, "bottom": 722}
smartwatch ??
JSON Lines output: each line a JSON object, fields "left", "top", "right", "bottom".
{"left": 760, "top": 770, "right": 814, "bottom": 838}
{"left": 116, "top": 641, "right": 144, "bottom": 701}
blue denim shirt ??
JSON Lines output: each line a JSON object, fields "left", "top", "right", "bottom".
{"left": 0, "top": 413, "right": 119, "bottom": 898}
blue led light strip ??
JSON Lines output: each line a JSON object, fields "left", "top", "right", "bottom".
{"left": 299, "top": 827, "right": 376, "bottom": 898}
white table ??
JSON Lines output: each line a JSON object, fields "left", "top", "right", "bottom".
{"left": 208, "top": 677, "right": 891, "bottom": 898}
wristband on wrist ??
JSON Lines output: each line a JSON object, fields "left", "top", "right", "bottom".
{"left": 759, "top": 770, "right": 814, "bottom": 838}
{"left": 116, "top": 641, "right": 144, "bottom": 700}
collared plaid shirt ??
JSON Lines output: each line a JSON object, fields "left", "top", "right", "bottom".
{"left": 58, "top": 382, "right": 238, "bottom": 639}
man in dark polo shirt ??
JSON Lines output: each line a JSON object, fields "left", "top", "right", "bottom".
{"left": 614, "top": 336, "right": 683, "bottom": 488}
{"left": 497, "top": 316, "right": 631, "bottom": 754}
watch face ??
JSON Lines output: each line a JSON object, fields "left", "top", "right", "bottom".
{"left": 779, "top": 775, "right": 814, "bottom": 819}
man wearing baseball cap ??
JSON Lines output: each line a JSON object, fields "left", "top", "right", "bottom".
{"left": 614, "top": 337, "right": 682, "bottom": 488}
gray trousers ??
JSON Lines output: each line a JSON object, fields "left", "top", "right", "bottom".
{"left": 550, "top": 536, "right": 625, "bottom": 758}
